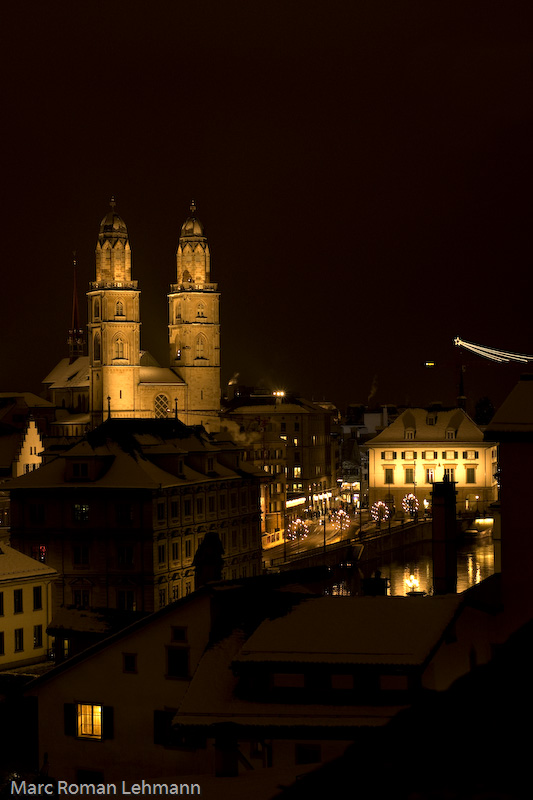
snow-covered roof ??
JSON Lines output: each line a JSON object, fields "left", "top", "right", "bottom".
{"left": 236, "top": 595, "right": 463, "bottom": 666}
{"left": 42, "top": 357, "right": 91, "bottom": 389}
{"left": 174, "top": 629, "right": 406, "bottom": 730}
{"left": 367, "top": 407, "right": 490, "bottom": 445}
{"left": 139, "top": 367, "right": 185, "bottom": 385}
{"left": 0, "top": 543, "right": 57, "bottom": 581}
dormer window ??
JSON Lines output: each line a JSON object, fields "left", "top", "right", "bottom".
{"left": 445, "top": 429, "right": 455, "bottom": 440}
{"left": 426, "top": 415, "right": 436, "bottom": 426}
{"left": 405, "top": 429, "right": 415, "bottom": 440}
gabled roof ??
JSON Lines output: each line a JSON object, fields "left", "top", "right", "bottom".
{"left": 367, "top": 407, "right": 490, "bottom": 445}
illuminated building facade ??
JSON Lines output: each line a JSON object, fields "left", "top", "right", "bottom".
{"left": 221, "top": 393, "right": 335, "bottom": 542}
{"left": 44, "top": 201, "right": 221, "bottom": 433}
{"left": 367, "top": 407, "right": 498, "bottom": 514}
{"left": 0, "top": 542, "right": 56, "bottom": 669}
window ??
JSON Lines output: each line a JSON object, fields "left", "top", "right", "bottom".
{"left": 294, "top": 466, "right": 302, "bottom": 478}
{"left": 196, "top": 497, "right": 204, "bottom": 515}
{"left": 33, "top": 586, "right": 42, "bottom": 610}
{"left": 123, "top": 653, "right": 137, "bottom": 673}
{"left": 154, "top": 394, "right": 169, "bottom": 419}
{"left": 171, "top": 626, "right": 187, "bottom": 643}
{"left": 405, "top": 468, "right": 414, "bottom": 484}
{"left": 73, "top": 545, "right": 89, "bottom": 565}
{"left": 73, "top": 504, "right": 90, "bottom": 522}
{"left": 405, "top": 430, "right": 415, "bottom": 440}
{"left": 73, "top": 590, "right": 90, "bottom": 608}
{"left": 29, "top": 504, "right": 45, "bottom": 525}
{"left": 73, "top": 462, "right": 89, "bottom": 479}
{"left": 463, "top": 450, "right": 479, "bottom": 460}
{"left": 166, "top": 647, "right": 189, "bottom": 678}
{"left": 115, "top": 300, "right": 124, "bottom": 316}
{"left": 117, "top": 545, "right": 134, "bottom": 567}
{"left": 381, "top": 451, "right": 397, "bottom": 461}
{"left": 170, "top": 500, "right": 179, "bottom": 519}
{"left": 0, "top": 632, "right": 4, "bottom": 656}
{"left": 33, "top": 625, "right": 43, "bottom": 649}
{"left": 157, "top": 501, "right": 165, "bottom": 521}
{"left": 171, "top": 541, "right": 180, "bottom": 561}
{"left": 14, "top": 589, "right": 23, "bottom": 614}
{"left": 116, "top": 504, "right": 133, "bottom": 525}
{"left": 426, "top": 468, "right": 435, "bottom": 483}
{"left": 444, "top": 468, "right": 455, "bottom": 481}
{"left": 445, "top": 430, "right": 455, "bottom": 440}
{"left": 158, "top": 544, "right": 166, "bottom": 564}
{"left": 185, "top": 539, "right": 192, "bottom": 559}
{"left": 159, "top": 589, "right": 166, "bottom": 608}
{"left": 466, "top": 468, "right": 476, "bottom": 484}
{"left": 77, "top": 704, "right": 102, "bottom": 739}
{"left": 195, "top": 335, "right": 206, "bottom": 359}
{"left": 14, "top": 628, "right": 23, "bottom": 652}
{"left": 114, "top": 337, "right": 125, "bottom": 359}
{"left": 183, "top": 499, "right": 192, "bottom": 517}
{"left": 0, "top": 593, "right": 3, "bottom": 616}
{"left": 384, "top": 468, "right": 394, "bottom": 484}
{"left": 93, "top": 333, "right": 101, "bottom": 361}
{"left": 117, "top": 590, "right": 136, "bottom": 611}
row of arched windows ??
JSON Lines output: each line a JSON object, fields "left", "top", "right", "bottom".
{"left": 174, "top": 334, "right": 209, "bottom": 361}
{"left": 173, "top": 301, "right": 208, "bottom": 323}
{"left": 93, "top": 299, "right": 126, "bottom": 320}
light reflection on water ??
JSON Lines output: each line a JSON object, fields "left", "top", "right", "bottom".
{"left": 384, "top": 532, "right": 495, "bottom": 596}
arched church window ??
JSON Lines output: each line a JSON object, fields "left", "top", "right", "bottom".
{"left": 196, "top": 302, "right": 205, "bottom": 318}
{"left": 155, "top": 394, "right": 169, "bottom": 419}
{"left": 116, "top": 300, "right": 124, "bottom": 316}
{"left": 94, "top": 299, "right": 100, "bottom": 320}
{"left": 175, "top": 302, "right": 182, "bottom": 322}
{"left": 195, "top": 335, "right": 206, "bottom": 359}
{"left": 183, "top": 270, "right": 192, "bottom": 283}
{"left": 114, "top": 337, "right": 125, "bottom": 359}
{"left": 94, "top": 333, "right": 101, "bottom": 362}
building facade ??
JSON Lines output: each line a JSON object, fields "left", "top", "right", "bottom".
{"left": 0, "top": 543, "right": 56, "bottom": 670}
{"left": 7, "top": 419, "right": 262, "bottom": 620}
{"left": 367, "top": 407, "right": 498, "bottom": 515}
{"left": 221, "top": 393, "right": 335, "bottom": 543}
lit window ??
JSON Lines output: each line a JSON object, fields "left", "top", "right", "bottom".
{"left": 154, "top": 394, "right": 169, "bottom": 419}
{"left": 444, "top": 468, "right": 455, "bottom": 481}
{"left": 294, "top": 466, "right": 302, "bottom": 478}
{"left": 73, "top": 504, "right": 90, "bottom": 522}
{"left": 77, "top": 704, "right": 102, "bottom": 739}
{"left": 426, "top": 468, "right": 435, "bottom": 483}
{"left": 466, "top": 468, "right": 476, "bottom": 484}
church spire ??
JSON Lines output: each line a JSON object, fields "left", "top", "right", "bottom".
{"left": 68, "top": 252, "right": 85, "bottom": 362}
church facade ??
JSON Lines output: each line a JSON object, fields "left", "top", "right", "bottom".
{"left": 44, "top": 201, "right": 221, "bottom": 433}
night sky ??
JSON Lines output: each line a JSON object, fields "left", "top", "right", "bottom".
{"left": 2, "top": 1, "right": 532, "bottom": 413}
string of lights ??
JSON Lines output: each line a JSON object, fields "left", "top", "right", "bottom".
{"left": 453, "top": 337, "right": 533, "bottom": 364}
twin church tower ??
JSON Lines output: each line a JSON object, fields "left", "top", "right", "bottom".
{"left": 61, "top": 200, "right": 221, "bottom": 432}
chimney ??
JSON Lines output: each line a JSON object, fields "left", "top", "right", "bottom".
{"left": 432, "top": 481, "right": 458, "bottom": 594}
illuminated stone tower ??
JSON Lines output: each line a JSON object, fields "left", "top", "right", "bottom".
{"left": 87, "top": 199, "right": 141, "bottom": 426}
{"left": 168, "top": 202, "right": 221, "bottom": 429}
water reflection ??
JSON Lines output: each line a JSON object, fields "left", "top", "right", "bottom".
{"left": 382, "top": 533, "right": 495, "bottom": 596}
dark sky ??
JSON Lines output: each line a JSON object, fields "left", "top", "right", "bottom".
{"left": 2, "top": 0, "right": 532, "bottom": 413}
